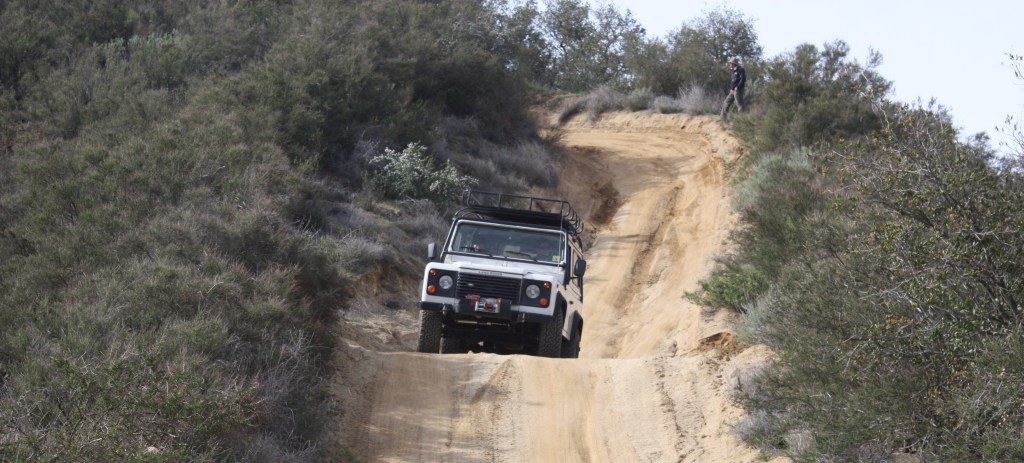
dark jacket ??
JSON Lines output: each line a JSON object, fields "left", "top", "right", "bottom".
{"left": 730, "top": 65, "right": 746, "bottom": 91}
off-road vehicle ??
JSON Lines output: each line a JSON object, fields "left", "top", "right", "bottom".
{"left": 416, "top": 190, "right": 587, "bottom": 358}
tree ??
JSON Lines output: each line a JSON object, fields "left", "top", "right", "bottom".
{"left": 997, "top": 53, "right": 1024, "bottom": 175}
{"left": 621, "top": 35, "right": 673, "bottom": 95}
{"left": 734, "top": 40, "right": 890, "bottom": 152}
{"left": 489, "top": 0, "right": 553, "bottom": 83}
{"left": 666, "top": 6, "right": 763, "bottom": 94}
{"left": 538, "top": 0, "right": 646, "bottom": 92}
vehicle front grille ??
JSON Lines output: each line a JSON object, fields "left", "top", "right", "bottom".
{"left": 457, "top": 273, "right": 521, "bottom": 304}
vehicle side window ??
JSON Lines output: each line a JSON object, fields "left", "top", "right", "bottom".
{"left": 564, "top": 246, "right": 574, "bottom": 286}
{"left": 571, "top": 245, "right": 583, "bottom": 287}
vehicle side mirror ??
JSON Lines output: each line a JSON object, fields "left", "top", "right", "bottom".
{"left": 427, "top": 243, "right": 437, "bottom": 261}
{"left": 574, "top": 259, "right": 587, "bottom": 277}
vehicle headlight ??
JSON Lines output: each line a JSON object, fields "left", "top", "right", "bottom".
{"left": 439, "top": 275, "right": 454, "bottom": 290}
{"left": 525, "top": 284, "right": 540, "bottom": 299}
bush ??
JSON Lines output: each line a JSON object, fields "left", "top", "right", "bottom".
{"left": 555, "top": 86, "right": 634, "bottom": 124}
{"left": 475, "top": 141, "right": 560, "bottom": 188}
{"left": 735, "top": 289, "right": 775, "bottom": 346}
{"left": 652, "top": 85, "right": 717, "bottom": 114}
{"left": 689, "top": 264, "right": 766, "bottom": 311}
{"left": 734, "top": 104, "right": 1024, "bottom": 461}
{"left": 677, "top": 85, "right": 716, "bottom": 114}
{"left": 652, "top": 95, "right": 683, "bottom": 114}
{"left": 623, "top": 87, "right": 653, "bottom": 111}
{"left": 691, "top": 152, "right": 826, "bottom": 312}
{"left": 3, "top": 349, "right": 251, "bottom": 462}
{"left": 0, "top": 201, "right": 345, "bottom": 460}
{"left": 584, "top": 85, "right": 625, "bottom": 119}
{"left": 732, "top": 41, "right": 888, "bottom": 153}
{"left": 556, "top": 96, "right": 587, "bottom": 125}
{"left": 0, "top": 11, "right": 343, "bottom": 456}
{"left": 370, "top": 142, "right": 476, "bottom": 206}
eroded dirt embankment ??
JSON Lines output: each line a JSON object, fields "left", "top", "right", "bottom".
{"left": 333, "top": 112, "right": 782, "bottom": 463}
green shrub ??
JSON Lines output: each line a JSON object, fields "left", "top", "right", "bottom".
{"left": 732, "top": 153, "right": 823, "bottom": 231}
{"left": 0, "top": 16, "right": 345, "bottom": 456}
{"left": 2, "top": 349, "right": 250, "bottom": 462}
{"left": 692, "top": 152, "right": 827, "bottom": 312}
{"left": 735, "top": 104, "right": 1024, "bottom": 461}
{"left": 732, "top": 41, "right": 888, "bottom": 153}
{"left": 689, "top": 264, "right": 767, "bottom": 311}
{"left": 370, "top": 142, "right": 476, "bottom": 206}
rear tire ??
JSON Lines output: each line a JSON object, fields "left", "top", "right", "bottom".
{"left": 537, "top": 308, "right": 564, "bottom": 358}
{"left": 561, "top": 323, "right": 581, "bottom": 359}
{"left": 416, "top": 310, "right": 442, "bottom": 353}
{"left": 440, "top": 336, "right": 465, "bottom": 354}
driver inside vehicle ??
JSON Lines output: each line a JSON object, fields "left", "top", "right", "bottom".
{"left": 470, "top": 234, "right": 497, "bottom": 254}
{"left": 534, "top": 239, "right": 561, "bottom": 263}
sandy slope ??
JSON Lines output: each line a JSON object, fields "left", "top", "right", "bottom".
{"left": 336, "top": 112, "right": 781, "bottom": 462}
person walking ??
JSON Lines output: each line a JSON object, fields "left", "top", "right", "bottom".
{"left": 720, "top": 56, "right": 745, "bottom": 121}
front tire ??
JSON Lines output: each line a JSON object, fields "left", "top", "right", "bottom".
{"left": 536, "top": 308, "right": 564, "bottom": 358}
{"left": 561, "top": 323, "right": 581, "bottom": 359}
{"left": 416, "top": 309, "right": 442, "bottom": 353}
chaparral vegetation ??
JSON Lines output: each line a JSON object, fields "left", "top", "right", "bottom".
{"left": 1, "top": 0, "right": 1020, "bottom": 460}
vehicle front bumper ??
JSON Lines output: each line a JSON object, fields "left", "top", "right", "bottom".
{"left": 418, "top": 300, "right": 552, "bottom": 324}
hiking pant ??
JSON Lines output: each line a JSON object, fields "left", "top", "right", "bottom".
{"left": 721, "top": 88, "right": 744, "bottom": 118}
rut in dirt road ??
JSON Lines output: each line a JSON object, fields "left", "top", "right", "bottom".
{"left": 339, "top": 112, "right": 781, "bottom": 463}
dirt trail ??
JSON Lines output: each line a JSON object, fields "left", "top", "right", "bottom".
{"left": 338, "top": 112, "right": 780, "bottom": 462}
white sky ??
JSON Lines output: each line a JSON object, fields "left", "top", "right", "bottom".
{"left": 612, "top": 0, "right": 1023, "bottom": 141}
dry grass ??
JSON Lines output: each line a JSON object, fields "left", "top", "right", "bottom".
{"left": 653, "top": 85, "right": 717, "bottom": 115}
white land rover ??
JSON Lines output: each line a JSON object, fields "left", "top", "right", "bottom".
{"left": 416, "top": 190, "right": 586, "bottom": 357}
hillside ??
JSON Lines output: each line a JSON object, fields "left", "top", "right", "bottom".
{"left": 5, "top": 2, "right": 1021, "bottom": 460}
{"left": 331, "top": 111, "right": 785, "bottom": 462}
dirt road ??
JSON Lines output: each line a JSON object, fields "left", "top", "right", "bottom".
{"left": 339, "top": 112, "right": 778, "bottom": 462}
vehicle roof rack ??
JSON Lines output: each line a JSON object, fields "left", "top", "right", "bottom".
{"left": 456, "top": 190, "right": 584, "bottom": 236}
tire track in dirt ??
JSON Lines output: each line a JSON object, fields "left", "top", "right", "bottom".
{"left": 565, "top": 119, "right": 728, "bottom": 360}
{"left": 650, "top": 354, "right": 691, "bottom": 459}
{"left": 605, "top": 178, "right": 681, "bottom": 358}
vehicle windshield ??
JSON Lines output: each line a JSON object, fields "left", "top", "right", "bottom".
{"left": 450, "top": 223, "right": 564, "bottom": 263}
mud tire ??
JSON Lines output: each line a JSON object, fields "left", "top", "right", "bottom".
{"left": 416, "top": 309, "right": 442, "bottom": 353}
{"left": 537, "top": 308, "right": 564, "bottom": 358}
{"left": 561, "top": 323, "right": 581, "bottom": 359}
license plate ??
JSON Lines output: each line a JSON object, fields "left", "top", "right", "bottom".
{"left": 475, "top": 298, "right": 501, "bottom": 313}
